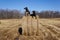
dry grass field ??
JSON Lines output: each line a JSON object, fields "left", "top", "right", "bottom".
{"left": 0, "top": 16, "right": 60, "bottom": 40}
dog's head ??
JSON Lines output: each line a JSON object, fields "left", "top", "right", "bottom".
{"left": 32, "top": 11, "right": 35, "bottom": 14}
{"left": 24, "top": 7, "right": 28, "bottom": 10}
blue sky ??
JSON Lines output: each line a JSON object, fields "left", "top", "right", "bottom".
{"left": 0, "top": 0, "right": 60, "bottom": 12}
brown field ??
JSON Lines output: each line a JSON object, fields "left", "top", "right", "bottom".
{"left": 0, "top": 17, "right": 60, "bottom": 40}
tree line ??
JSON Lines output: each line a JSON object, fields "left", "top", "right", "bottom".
{"left": 0, "top": 9, "right": 22, "bottom": 19}
{"left": 0, "top": 9, "right": 60, "bottom": 19}
{"left": 36, "top": 11, "right": 60, "bottom": 18}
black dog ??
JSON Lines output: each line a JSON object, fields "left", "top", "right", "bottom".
{"left": 24, "top": 7, "right": 30, "bottom": 16}
{"left": 30, "top": 11, "right": 36, "bottom": 18}
{"left": 18, "top": 27, "right": 22, "bottom": 35}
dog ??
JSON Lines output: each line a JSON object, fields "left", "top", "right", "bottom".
{"left": 30, "top": 11, "right": 36, "bottom": 18}
{"left": 24, "top": 7, "right": 30, "bottom": 16}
